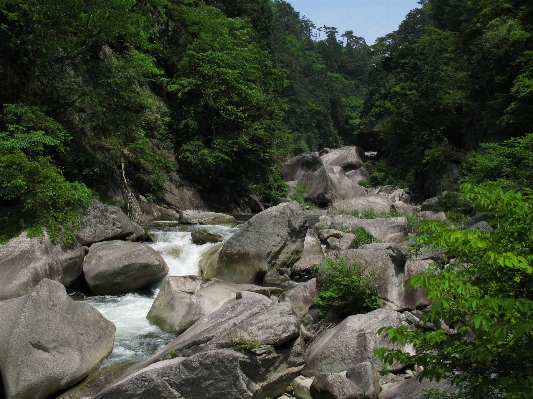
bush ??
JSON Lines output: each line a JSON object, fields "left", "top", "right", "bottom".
{"left": 314, "top": 256, "right": 381, "bottom": 319}
{"left": 349, "top": 228, "right": 374, "bottom": 248}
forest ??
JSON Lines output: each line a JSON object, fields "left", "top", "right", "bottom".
{"left": 1, "top": 0, "right": 533, "bottom": 397}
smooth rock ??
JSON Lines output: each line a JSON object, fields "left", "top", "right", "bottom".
{"left": 191, "top": 228, "right": 223, "bottom": 245}
{"left": 214, "top": 201, "right": 307, "bottom": 284}
{"left": 147, "top": 276, "right": 252, "bottom": 334}
{"left": 292, "top": 375, "right": 314, "bottom": 399}
{"left": 380, "top": 377, "right": 459, "bottom": 399}
{"left": 280, "top": 279, "right": 318, "bottom": 318}
{"left": 320, "top": 146, "right": 365, "bottom": 171}
{"left": 310, "top": 373, "right": 364, "bottom": 399}
{"left": 303, "top": 309, "right": 413, "bottom": 376}
{"left": 418, "top": 211, "right": 447, "bottom": 222}
{"left": 0, "top": 279, "right": 115, "bottom": 399}
{"left": 330, "top": 215, "right": 408, "bottom": 244}
{"left": 180, "top": 210, "right": 236, "bottom": 225}
{"left": 330, "top": 195, "right": 392, "bottom": 214}
{"left": 346, "top": 362, "right": 380, "bottom": 399}
{"left": 83, "top": 240, "right": 168, "bottom": 295}
{"left": 75, "top": 200, "right": 137, "bottom": 245}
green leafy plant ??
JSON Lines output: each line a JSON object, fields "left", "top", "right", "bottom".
{"left": 349, "top": 228, "right": 374, "bottom": 248}
{"left": 314, "top": 256, "right": 381, "bottom": 319}
{"left": 376, "top": 183, "right": 533, "bottom": 398}
{"left": 161, "top": 349, "right": 178, "bottom": 360}
{"left": 234, "top": 337, "right": 261, "bottom": 352}
{"left": 289, "top": 182, "right": 316, "bottom": 208}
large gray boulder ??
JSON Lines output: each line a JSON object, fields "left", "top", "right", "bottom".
{"left": 83, "top": 241, "right": 168, "bottom": 295}
{"left": 310, "top": 373, "right": 364, "bottom": 399}
{"left": 321, "top": 146, "right": 365, "bottom": 171}
{"left": 330, "top": 195, "right": 392, "bottom": 214}
{"left": 302, "top": 309, "right": 413, "bottom": 376}
{"left": 180, "top": 210, "right": 237, "bottom": 225}
{"left": 327, "top": 246, "right": 430, "bottom": 311}
{"left": 214, "top": 201, "right": 308, "bottom": 284}
{"left": 0, "top": 279, "right": 115, "bottom": 399}
{"left": 147, "top": 276, "right": 253, "bottom": 334}
{"left": 97, "top": 293, "right": 304, "bottom": 399}
{"left": 346, "top": 167, "right": 371, "bottom": 185}
{"left": 380, "top": 377, "right": 459, "bottom": 399}
{"left": 346, "top": 362, "right": 380, "bottom": 399}
{"left": 292, "top": 232, "right": 324, "bottom": 278}
{"left": 279, "top": 278, "right": 318, "bottom": 318}
{"left": 331, "top": 215, "right": 408, "bottom": 244}
{"left": 0, "top": 233, "right": 87, "bottom": 300}
{"left": 75, "top": 200, "right": 138, "bottom": 245}
{"left": 281, "top": 153, "right": 364, "bottom": 207}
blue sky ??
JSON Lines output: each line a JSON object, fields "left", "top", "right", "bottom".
{"left": 286, "top": 0, "right": 421, "bottom": 44}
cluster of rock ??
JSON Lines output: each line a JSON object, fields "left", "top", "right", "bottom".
{"left": 0, "top": 145, "right": 479, "bottom": 399}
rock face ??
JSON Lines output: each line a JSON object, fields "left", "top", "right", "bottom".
{"left": 303, "top": 309, "right": 413, "bottom": 376}
{"left": 0, "top": 233, "right": 87, "bottom": 300}
{"left": 180, "top": 210, "right": 237, "bottom": 225}
{"left": 0, "top": 279, "right": 115, "bottom": 399}
{"left": 214, "top": 201, "right": 308, "bottom": 283}
{"left": 331, "top": 215, "right": 408, "bottom": 244}
{"left": 281, "top": 153, "right": 364, "bottom": 206}
{"left": 97, "top": 292, "right": 304, "bottom": 399}
{"left": 147, "top": 276, "right": 253, "bottom": 334}
{"left": 346, "top": 362, "right": 380, "bottom": 399}
{"left": 83, "top": 241, "right": 168, "bottom": 295}
{"left": 310, "top": 373, "right": 364, "bottom": 399}
{"left": 75, "top": 200, "right": 138, "bottom": 245}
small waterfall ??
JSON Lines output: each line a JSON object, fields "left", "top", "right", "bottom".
{"left": 85, "top": 224, "right": 239, "bottom": 367}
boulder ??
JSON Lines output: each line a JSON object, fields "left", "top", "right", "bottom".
{"left": 281, "top": 153, "right": 364, "bottom": 206}
{"left": 163, "top": 178, "right": 210, "bottom": 212}
{"left": 418, "top": 211, "right": 447, "bottom": 222}
{"left": 83, "top": 240, "right": 168, "bottom": 295}
{"left": 214, "top": 201, "right": 307, "bottom": 284}
{"left": 53, "top": 240, "right": 85, "bottom": 288}
{"left": 180, "top": 210, "right": 237, "bottom": 225}
{"left": 318, "top": 229, "right": 344, "bottom": 243}
{"left": 320, "top": 146, "right": 365, "bottom": 171}
{"left": 0, "top": 279, "right": 115, "bottom": 399}
{"left": 137, "top": 194, "right": 181, "bottom": 222}
{"left": 465, "top": 221, "right": 493, "bottom": 233}
{"left": 280, "top": 278, "right": 318, "bottom": 318}
{"left": 346, "top": 168, "right": 371, "bottom": 186}
{"left": 327, "top": 246, "right": 430, "bottom": 311}
{"left": 292, "top": 375, "right": 314, "bottom": 399}
{"left": 380, "top": 377, "right": 459, "bottom": 399}
{"left": 199, "top": 243, "right": 223, "bottom": 278}
{"left": 75, "top": 200, "right": 137, "bottom": 245}
{"left": 420, "top": 197, "right": 439, "bottom": 211}
{"left": 292, "top": 232, "right": 324, "bottom": 279}
{"left": 96, "top": 345, "right": 304, "bottom": 399}
{"left": 327, "top": 233, "right": 355, "bottom": 251}
{"left": 330, "top": 215, "right": 408, "bottom": 244}
{"left": 310, "top": 373, "right": 364, "bottom": 399}
{"left": 313, "top": 215, "right": 333, "bottom": 231}
{"left": 302, "top": 309, "right": 413, "bottom": 376}
{"left": 330, "top": 195, "right": 392, "bottom": 214}
{"left": 0, "top": 233, "right": 62, "bottom": 300}
{"left": 191, "top": 228, "right": 223, "bottom": 245}
{"left": 346, "top": 362, "right": 380, "bottom": 399}
{"left": 391, "top": 201, "right": 414, "bottom": 215}
{"left": 147, "top": 276, "right": 253, "bottom": 334}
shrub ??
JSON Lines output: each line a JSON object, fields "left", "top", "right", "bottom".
{"left": 314, "top": 256, "right": 381, "bottom": 319}
{"left": 349, "top": 228, "right": 374, "bottom": 248}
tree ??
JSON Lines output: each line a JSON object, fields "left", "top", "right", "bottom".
{"left": 377, "top": 183, "right": 533, "bottom": 398}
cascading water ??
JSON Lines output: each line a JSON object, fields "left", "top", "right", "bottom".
{"left": 84, "top": 224, "right": 239, "bottom": 367}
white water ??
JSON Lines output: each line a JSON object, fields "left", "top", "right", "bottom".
{"left": 84, "top": 224, "right": 239, "bottom": 367}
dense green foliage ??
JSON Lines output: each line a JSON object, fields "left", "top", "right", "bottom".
{"left": 0, "top": 0, "right": 370, "bottom": 241}
{"left": 348, "top": 228, "right": 374, "bottom": 249}
{"left": 377, "top": 183, "right": 533, "bottom": 398}
{"left": 314, "top": 256, "right": 381, "bottom": 319}
{"left": 362, "top": 0, "right": 533, "bottom": 192}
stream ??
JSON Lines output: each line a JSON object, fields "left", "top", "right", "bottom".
{"left": 83, "top": 224, "right": 239, "bottom": 367}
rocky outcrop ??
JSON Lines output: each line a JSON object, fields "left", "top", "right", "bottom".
{"left": 346, "top": 167, "right": 370, "bottom": 185}
{"left": 281, "top": 153, "right": 365, "bottom": 207}
{"left": 180, "top": 210, "right": 237, "bottom": 225}
{"left": 330, "top": 195, "right": 392, "bottom": 214}
{"left": 214, "top": 201, "right": 308, "bottom": 284}
{"left": 163, "top": 178, "right": 210, "bottom": 211}
{"left": 75, "top": 200, "right": 138, "bottom": 245}
{"left": 303, "top": 309, "right": 413, "bottom": 376}
{"left": 146, "top": 276, "right": 253, "bottom": 334}
{"left": 83, "top": 241, "right": 168, "bottom": 295}
{"left": 331, "top": 215, "right": 408, "bottom": 244}
{"left": 310, "top": 373, "right": 364, "bottom": 399}
{"left": 0, "top": 279, "right": 115, "bottom": 399}
{"left": 0, "top": 233, "right": 88, "bottom": 300}
{"left": 321, "top": 146, "right": 365, "bottom": 171}
{"left": 280, "top": 278, "right": 318, "bottom": 318}
{"left": 97, "top": 292, "right": 304, "bottom": 399}
{"left": 137, "top": 194, "right": 181, "bottom": 222}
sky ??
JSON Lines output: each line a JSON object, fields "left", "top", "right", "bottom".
{"left": 287, "top": 0, "right": 421, "bottom": 44}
